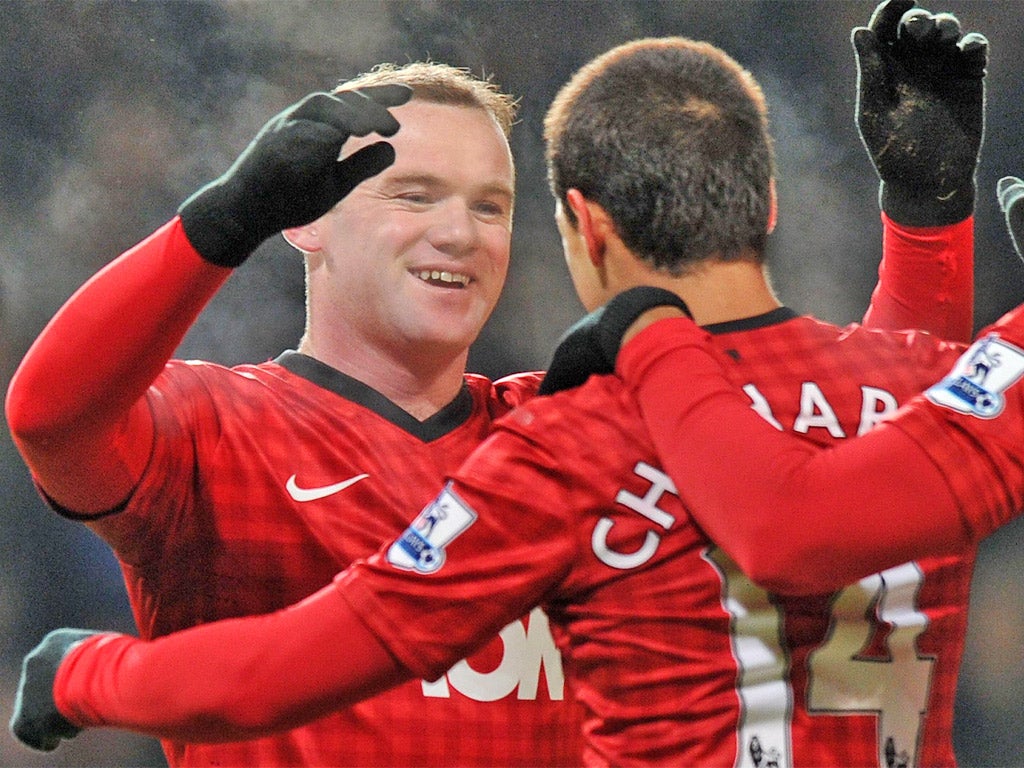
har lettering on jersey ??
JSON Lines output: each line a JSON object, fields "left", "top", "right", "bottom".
{"left": 388, "top": 484, "right": 477, "bottom": 573}
{"left": 926, "top": 334, "right": 1024, "bottom": 418}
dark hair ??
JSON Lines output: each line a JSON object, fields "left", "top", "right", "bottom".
{"left": 544, "top": 37, "right": 775, "bottom": 274}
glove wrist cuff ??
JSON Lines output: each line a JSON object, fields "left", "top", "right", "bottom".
{"left": 881, "top": 180, "right": 976, "bottom": 227}
{"left": 178, "top": 185, "right": 264, "bottom": 269}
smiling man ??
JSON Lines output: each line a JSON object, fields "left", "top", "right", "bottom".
{"left": 4, "top": 63, "right": 584, "bottom": 767}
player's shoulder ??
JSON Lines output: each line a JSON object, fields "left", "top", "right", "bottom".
{"left": 496, "top": 373, "right": 636, "bottom": 446}
{"left": 833, "top": 319, "right": 966, "bottom": 361}
{"left": 465, "top": 370, "right": 544, "bottom": 417}
{"left": 160, "top": 356, "right": 297, "bottom": 390}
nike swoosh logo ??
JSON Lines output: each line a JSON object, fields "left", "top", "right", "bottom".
{"left": 286, "top": 473, "right": 369, "bottom": 502}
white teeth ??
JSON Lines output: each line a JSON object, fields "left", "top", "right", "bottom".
{"left": 416, "top": 270, "right": 470, "bottom": 286}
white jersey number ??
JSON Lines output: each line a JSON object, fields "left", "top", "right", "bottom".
{"left": 706, "top": 550, "right": 933, "bottom": 768}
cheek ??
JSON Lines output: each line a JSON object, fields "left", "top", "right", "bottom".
{"left": 478, "top": 229, "right": 512, "bottom": 282}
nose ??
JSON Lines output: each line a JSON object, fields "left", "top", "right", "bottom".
{"left": 427, "top": 198, "right": 478, "bottom": 257}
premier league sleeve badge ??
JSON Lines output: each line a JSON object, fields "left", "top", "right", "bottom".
{"left": 388, "top": 484, "right": 478, "bottom": 574}
{"left": 926, "top": 334, "right": 1024, "bottom": 418}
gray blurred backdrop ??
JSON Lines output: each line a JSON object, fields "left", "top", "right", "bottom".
{"left": 2, "top": 1, "right": 1024, "bottom": 765}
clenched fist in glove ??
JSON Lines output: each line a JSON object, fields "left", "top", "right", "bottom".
{"left": 179, "top": 84, "right": 412, "bottom": 267}
{"left": 853, "top": 0, "right": 987, "bottom": 226}
{"left": 10, "top": 629, "right": 101, "bottom": 752}
{"left": 539, "top": 287, "right": 692, "bottom": 395}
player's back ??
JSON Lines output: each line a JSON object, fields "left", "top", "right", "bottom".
{"left": 338, "top": 308, "right": 974, "bottom": 767}
{"left": 708, "top": 308, "right": 972, "bottom": 767}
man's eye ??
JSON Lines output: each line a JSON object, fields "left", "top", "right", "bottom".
{"left": 475, "top": 202, "right": 507, "bottom": 217}
{"left": 398, "top": 192, "right": 431, "bottom": 204}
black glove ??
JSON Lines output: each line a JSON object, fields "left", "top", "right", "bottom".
{"left": 852, "top": 0, "right": 987, "bottom": 226}
{"left": 998, "top": 176, "right": 1024, "bottom": 263}
{"left": 179, "top": 84, "right": 412, "bottom": 267}
{"left": 10, "top": 629, "right": 101, "bottom": 752}
{"left": 538, "top": 287, "right": 692, "bottom": 395}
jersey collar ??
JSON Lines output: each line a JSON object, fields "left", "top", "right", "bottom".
{"left": 702, "top": 306, "right": 799, "bottom": 335}
{"left": 274, "top": 351, "right": 474, "bottom": 441}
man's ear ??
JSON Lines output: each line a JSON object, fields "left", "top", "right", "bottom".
{"left": 767, "top": 178, "right": 778, "bottom": 235}
{"left": 282, "top": 223, "right": 323, "bottom": 254}
{"left": 566, "top": 189, "right": 611, "bottom": 267}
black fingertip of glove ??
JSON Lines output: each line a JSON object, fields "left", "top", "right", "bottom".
{"left": 959, "top": 32, "right": 989, "bottom": 80}
{"left": 899, "top": 8, "right": 936, "bottom": 42}
{"left": 868, "top": 0, "right": 917, "bottom": 43}
{"left": 850, "top": 26, "right": 872, "bottom": 51}
{"left": 998, "top": 176, "right": 1024, "bottom": 262}
{"left": 10, "top": 629, "right": 96, "bottom": 752}
{"left": 538, "top": 287, "right": 691, "bottom": 396}
{"left": 932, "top": 12, "right": 962, "bottom": 44}
{"left": 334, "top": 142, "right": 396, "bottom": 199}
{"left": 357, "top": 83, "right": 414, "bottom": 111}
{"left": 997, "top": 176, "right": 1024, "bottom": 210}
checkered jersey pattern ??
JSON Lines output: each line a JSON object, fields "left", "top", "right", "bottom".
{"left": 85, "top": 359, "right": 583, "bottom": 767}
{"left": 342, "top": 311, "right": 976, "bottom": 767}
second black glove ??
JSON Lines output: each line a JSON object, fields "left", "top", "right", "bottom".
{"left": 539, "top": 287, "right": 692, "bottom": 395}
{"left": 179, "top": 84, "right": 412, "bottom": 268}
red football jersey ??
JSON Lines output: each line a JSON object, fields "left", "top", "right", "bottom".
{"left": 340, "top": 309, "right": 973, "bottom": 767}
{"left": 85, "top": 355, "right": 583, "bottom": 767}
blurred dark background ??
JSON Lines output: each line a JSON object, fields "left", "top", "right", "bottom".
{"left": 2, "top": 1, "right": 1023, "bottom": 765}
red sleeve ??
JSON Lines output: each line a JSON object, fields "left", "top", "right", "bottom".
{"left": 4, "top": 218, "right": 231, "bottom": 514}
{"left": 618, "top": 318, "right": 973, "bottom": 595}
{"left": 862, "top": 213, "right": 973, "bottom": 342}
{"left": 54, "top": 580, "right": 408, "bottom": 741}
{"left": 880, "top": 304, "right": 1024, "bottom": 536}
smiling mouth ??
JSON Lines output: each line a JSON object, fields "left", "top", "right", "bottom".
{"left": 415, "top": 270, "right": 470, "bottom": 288}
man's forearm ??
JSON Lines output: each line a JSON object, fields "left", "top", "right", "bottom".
{"left": 5, "top": 218, "right": 230, "bottom": 511}
{"left": 55, "top": 581, "right": 407, "bottom": 741}
{"left": 863, "top": 214, "right": 974, "bottom": 341}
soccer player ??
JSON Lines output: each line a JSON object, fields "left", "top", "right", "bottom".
{"left": 10, "top": 21, "right": 1000, "bottom": 768}
{"left": 5, "top": 63, "right": 585, "bottom": 767}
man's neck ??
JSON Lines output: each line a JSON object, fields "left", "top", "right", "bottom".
{"left": 674, "top": 259, "right": 782, "bottom": 327}
{"left": 298, "top": 338, "right": 469, "bottom": 422}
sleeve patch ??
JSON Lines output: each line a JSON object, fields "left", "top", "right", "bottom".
{"left": 926, "top": 334, "right": 1024, "bottom": 418}
{"left": 387, "top": 484, "right": 478, "bottom": 573}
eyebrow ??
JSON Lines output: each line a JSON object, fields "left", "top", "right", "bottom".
{"left": 381, "top": 173, "right": 514, "bottom": 201}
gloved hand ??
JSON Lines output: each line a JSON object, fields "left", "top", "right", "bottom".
{"left": 10, "top": 629, "right": 101, "bottom": 752}
{"left": 998, "top": 176, "right": 1024, "bottom": 262}
{"left": 852, "top": 0, "right": 987, "bottom": 226}
{"left": 179, "top": 84, "right": 412, "bottom": 267}
{"left": 538, "top": 287, "right": 691, "bottom": 395}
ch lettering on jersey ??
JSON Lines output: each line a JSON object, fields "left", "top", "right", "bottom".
{"left": 593, "top": 462, "right": 678, "bottom": 570}
{"left": 421, "top": 607, "right": 566, "bottom": 702}
{"left": 926, "top": 333, "right": 1024, "bottom": 418}
{"left": 744, "top": 382, "right": 898, "bottom": 436}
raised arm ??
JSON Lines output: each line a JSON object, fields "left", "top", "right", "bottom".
{"left": 4, "top": 86, "right": 410, "bottom": 514}
{"left": 619, "top": 177, "right": 1024, "bottom": 594}
{"left": 853, "top": 0, "right": 986, "bottom": 340}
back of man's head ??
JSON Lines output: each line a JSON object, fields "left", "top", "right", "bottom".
{"left": 544, "top": 37, "right": 776, "bottom": 275}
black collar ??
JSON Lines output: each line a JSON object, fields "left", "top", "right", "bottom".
{"left": 703, "top": 306, "right": 799, "bottom": 335}
{"left": 274, "top": 351, "right": 474, "bottom": 441}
